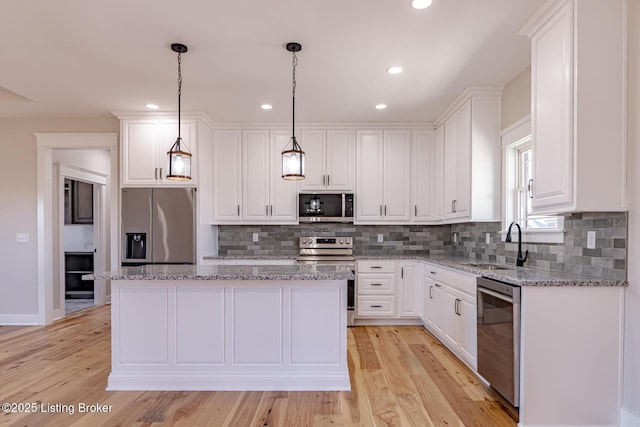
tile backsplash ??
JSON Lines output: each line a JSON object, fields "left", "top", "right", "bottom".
{"left": 217, "top": 212, "right": 627, "bottom": 280}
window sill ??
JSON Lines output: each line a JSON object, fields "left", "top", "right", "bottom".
{"left": 499, "top": 229, "right": 565, "bottom": 244}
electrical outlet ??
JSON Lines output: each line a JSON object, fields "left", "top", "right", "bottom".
{"left": 587, "top": 231, "right": 596, "bottom": 249}
{"left": 252, "top": 233, "right": 259, "bottom": 243}
{"left": 16, "top": 233, "right": 29, "bottom": 243}
{"left": 453, "top": 232, "right": 457, "bottom": 243}
{"left": 377, "top": 233, "right": 383, "bottom": 243}
{"left": 485, "top": 233, "right": 491, "bottom": 244}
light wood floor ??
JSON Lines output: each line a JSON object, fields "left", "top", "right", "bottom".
{"left": 0, "top": 305, "right": 517, "bottom": 426}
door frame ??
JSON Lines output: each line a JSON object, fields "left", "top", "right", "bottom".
{"left": 36, "top": 133, "right": 118, "bottom": 325}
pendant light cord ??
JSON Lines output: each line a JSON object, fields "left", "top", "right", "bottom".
{"left": 291, "top": 51, "right": 297, "bottom": 139}
{"left": 177, "top": 51, "right": 182, "bottom": 141}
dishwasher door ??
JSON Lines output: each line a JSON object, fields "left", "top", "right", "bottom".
{"left": 477, "top": 277, "right": 521, "bottom": 407}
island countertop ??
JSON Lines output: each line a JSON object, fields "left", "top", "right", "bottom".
{"left": 84, "top": 263, "right": 354, "bottom": 281}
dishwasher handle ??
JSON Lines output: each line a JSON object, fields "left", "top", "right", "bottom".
{"left": 478, "top": 286, "right": 514, "bottom": 303}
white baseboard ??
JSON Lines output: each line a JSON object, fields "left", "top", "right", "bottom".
{"left": 0, "top": 313, "right": 40, "bottom": 325}
{"left": 107, "top": 372, "right": 351, "bottom": 391}
{"left": 622, "top": 408, "right": 640, "bottom": 427}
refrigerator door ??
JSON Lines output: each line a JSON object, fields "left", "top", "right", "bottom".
{"left": 152, "top": 188, "right": 195, "bottom": 263}
{"left": 122, "top": 188, "right": 152, "bottom": 264}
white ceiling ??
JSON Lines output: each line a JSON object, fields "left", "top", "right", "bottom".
{"left": 0, "top": 0, "right": 544, "bottom": 124}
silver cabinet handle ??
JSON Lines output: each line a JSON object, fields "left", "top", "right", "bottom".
{"left": 430, "top": 271, "right": 437, "bottom": 275}
{"left": 370, "top": 305, "right": 383, "bottom": 308}
{"left": 414, "top": 206, "right": 417, "bottom": 216}
{"left": 528, "top": 179, "right": 534, "bottom": 199}
{"left": 322, "top": 175, "right": 325, "bottom": 186}
{"left": 159, "top": 168, "right": 163, "bottom": 180}
{"left": 237, "top": 205, "right": 240, "bottom": 216}
{"left": 270, "top": 205, "right": 273, "bottom": 216}
{"left": 401, "top": 267, "right": 404, "bottom": 279}
{"left": 370, "top": 283, "right": 383, "bottom": 286}
{"left": 384, "top": 205, "right": 387, "bottom": 216}
{"left": 371, "top": 266, "right": 382, "bottom": 269}
{"left": 327, "top": 175, "right": 330, "bottom": 186}
{"left": 435, "top": 283, "right": 442, "bottom": 288}
{"left": 265, "top": 205, "right": 269, "bottom": 216}
{"left": 379, "top": 205, "right": 382, "bottom": 216}
{"left": 429, "top": 285, "right": 433, "bottom": 299}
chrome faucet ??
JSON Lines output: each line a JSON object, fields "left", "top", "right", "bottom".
{"left": 506, "top": 221, "right": 528, "bottom": 267}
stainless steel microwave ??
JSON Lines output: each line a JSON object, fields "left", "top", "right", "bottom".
{"left": 298, "top": 193, "right": 354, "bottom": 223}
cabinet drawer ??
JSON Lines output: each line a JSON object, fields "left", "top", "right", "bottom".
{"left": 357, "top": 296, "right": 396, "bottom": 317}
{"left": 357, "top": 275, "right": 395, "bottom": 294}
{"left": 424, "top": 264, "right": 448, "bottom": 282}
{"left": 357, "top": 260, "right": 396, "bottom": 273}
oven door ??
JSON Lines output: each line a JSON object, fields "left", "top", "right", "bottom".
{"left": 477, "top": 281, "right": 521, "bottom": 407}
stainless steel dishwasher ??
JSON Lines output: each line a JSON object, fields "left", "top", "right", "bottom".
{"left": 476, "top": 277, "right": 521, "bottom": 407}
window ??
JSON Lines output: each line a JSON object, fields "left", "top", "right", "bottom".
{"left": 502, "top": 119, "right": 563, "bottom": 243}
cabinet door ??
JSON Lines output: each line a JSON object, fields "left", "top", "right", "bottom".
{"left": 397, "top": 262, "right": 419, "bottom": 317}
{"left": 443, "top": 290, "right": 460, "bottom": 350}
{"left": 122, "top": 120, "right": 160, "bottom": 185}
{"left": 213, "top": 130, "right": 242, "bottom": 222}
{"left": 298, "top": 130, "right": 326, "bottom": 191}
{"left": 434, "top": 125, "right": 445, "bottom": 220}
{"left": 458, "top": 295, "right": 477, "bottom": 369}
{"left": 242, "top": 130, "right": 270, "bottom": 221}
{"left": 356, "top": 130, "right": 384, "bottom": 221}
{"left": 383, "top": 130, "right": 411, "bottom": 221}
{"left": 444, "top": 102, "right": 471, "bottom": 219}
{"left": 72, "top": 180, "right": 93, "bottom": 224}
{"left": 325, "top": 130, "right": 355, "bottom": 191}
{"left": 530, "top": 1, "right": 574, "bottom": 211}
{"left": 412, "top": 129, "right": 435, "bottom": 221}
{"left": 269, "top": 131, "right": 298, "bottom": 222}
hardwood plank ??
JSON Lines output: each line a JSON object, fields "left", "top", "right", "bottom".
{"left": 0, "top": 308, "right": 517, "bottom": 427}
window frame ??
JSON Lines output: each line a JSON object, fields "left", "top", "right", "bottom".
{"left": 501, "top": 117, "right": 564, "bottom": 244}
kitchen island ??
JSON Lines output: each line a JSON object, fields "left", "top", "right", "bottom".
{"left": 86, "top": 264, "right": 354, "bottom": 391}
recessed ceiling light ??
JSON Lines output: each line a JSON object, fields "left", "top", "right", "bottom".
{"left": 411, "top": 0, "right": 432, "bottom": 10}
{"left": 386, "top": 66, "right": 403, "bottom": 75}
{"left": 261, "top": 104, "right": 273, "bottom": 110}
{"left": 145, "top": 104, "right": 159, "bottom": 109}
{"left": 375, "top": 104, "right": 387, "bottom": 110}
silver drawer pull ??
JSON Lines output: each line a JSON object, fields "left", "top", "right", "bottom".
{"left": 370, "top": 305, "right": 383, "bottom": 308}
{"left": 370, "top": 266, "right": 382, "bottom": 269}
{"left": 435, "top": 283, "right": 442, "bottom": 288}
{"left": 430, "top": 271, "right": 437, "bottom": 275}
{"left": 370, "top": 283, "right": 383, "bottom": 286}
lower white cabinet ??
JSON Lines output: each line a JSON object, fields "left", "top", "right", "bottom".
{"left": 356, "top": 260, "right": 396, "bottom": 318}
{"left": 421, "top": 262, "right": 478, "bottom": 370}
{"left": 397, "top": 261, "right": 420, "bottom": 317}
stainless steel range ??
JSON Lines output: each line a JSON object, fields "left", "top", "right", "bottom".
{"left": 297, "top": 237, "right": 356, "bottom": 326}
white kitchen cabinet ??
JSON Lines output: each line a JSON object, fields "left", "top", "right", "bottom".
{"left": 212, "top": 130, "right": 242, "bottom": 222}
{"left": 422, "top": 277, "right": 445, "bottom": 336}
{"left": 118, "top": 114, "right": 209, "bottom": 187}
{"left": 299, "top": 129, "right": 355, "bottom": 192}
{"left": 241, "top": 130, "right": 297, "bottom": 224}
{"left": 356, "top": 130, "right": 411, "bottom": 223}
{"left": 397, "top": 261, "right": 420, "bottom": 317}
{"left": 356, "top": 260, "right": 396, "bottom": 318}
{"left": 438, "top": 91, "right": 501, "bottom": 222}
{"left": 519, "top": 0, "right": 626, "bottom": 214}
{"left": 434, "top": 125, "right": 445, "bottom": 221}
{"left": 411, "top": 129, "right": 436, "bottom": 222}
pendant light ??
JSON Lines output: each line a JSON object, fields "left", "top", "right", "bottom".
{"left": 166, "top": 43, "right": 192, "bottom": 181}
{"left": 281, "top": 42, "right": 305, "bottom": 180}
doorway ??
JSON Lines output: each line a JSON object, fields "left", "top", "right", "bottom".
{"left": 36, "top": 133, "right": 118, "bottom": 325}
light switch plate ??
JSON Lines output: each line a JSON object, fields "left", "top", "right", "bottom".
{"left": 377, "top": 234, "right": 383, "bottom": 243}
{"left": 486, "top": 233, "right": 491, "bottom": 244}
{"left": 587, "top": 231, "right": 596, "bottom": 249}
{"left": 16, "top": 233, "right": 29, "bottom": 243}
{"left": 453, "top": 232, "right": 457, "bottom": 243}
{"left": 252, "top": 233, "right": 259, "bottom": 243}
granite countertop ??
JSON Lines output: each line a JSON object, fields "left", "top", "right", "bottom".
{"left": 203, "top": 255, "right": 298, "bottom": 260}
{"left": 358, "top": 254, "right": 627, "bottom": 287}
{"left": 84, "top": 264, "right": 354, "bottom": 281}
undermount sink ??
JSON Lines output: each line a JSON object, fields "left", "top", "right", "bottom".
{"left": 461, "top": 262, "right": 514, "bottom": 271}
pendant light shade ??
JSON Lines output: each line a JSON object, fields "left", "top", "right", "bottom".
{"left": 167, "top": 43, "right": 192, "bottom": 181}
{"left": 282, "top": 42, "right": 305, "bottom": 180}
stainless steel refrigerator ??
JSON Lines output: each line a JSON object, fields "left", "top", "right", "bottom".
{"left": 121, "top": 188, "right": 195, "bottom": 265}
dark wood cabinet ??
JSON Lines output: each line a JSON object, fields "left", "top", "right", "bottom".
{"left": 64, "top": 179, "right": 93, "bottom": 224}
{"left": 65, "top": 252, "right": 94, "bottom": 299}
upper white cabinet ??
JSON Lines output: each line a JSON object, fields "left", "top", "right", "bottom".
{"left": 411, "top": 129, "right": 437, "bottom": 222}
{"left": 298, "top": 130, "right": 355, "bottom": 192}
{"left": 437, "top": 91, "right": 501, "bottom": 222}
{"left": 118, "top": 114, "right": 211, "bottom": 187}
{"left": 356, "top": 130, "right": 411, "bottom": 223}
{"left": 212, "top": 130, "right": 242, "bottom": 222}
{"left": 242, "top": 130, "right": 297, "bottom": 223}
{"left": 519, "top": 0, "right": 626, "bottom": 214}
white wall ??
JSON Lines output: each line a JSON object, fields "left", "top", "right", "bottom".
{"left": 623, "top": 0, "right": 640, "bottom": 419}
{"left": 501, "top": 65, "right": 531, "bottom": 130}
{"left": 0, "top": 118, "right": 118, "bottom": 319}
